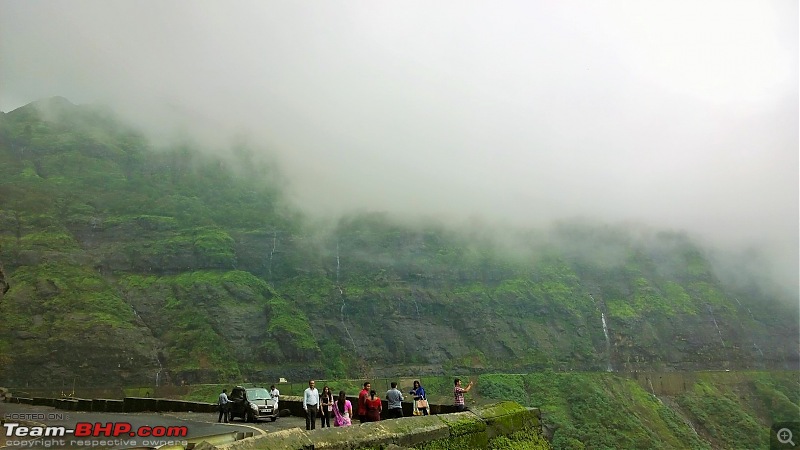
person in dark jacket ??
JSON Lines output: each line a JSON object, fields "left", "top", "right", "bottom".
{"left": 410, "top": 380, "right": 429, "bottom": 415}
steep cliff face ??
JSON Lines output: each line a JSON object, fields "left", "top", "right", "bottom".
{"left": 0, "top": 99, "right": 796, "bottom": 387}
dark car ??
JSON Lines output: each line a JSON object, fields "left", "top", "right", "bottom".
{"left": 228, "top": 386, "right": 278, "bottom": 422}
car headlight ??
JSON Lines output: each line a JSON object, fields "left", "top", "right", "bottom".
{"left": 249, "top": 404, "right": 259, "bottom": 413}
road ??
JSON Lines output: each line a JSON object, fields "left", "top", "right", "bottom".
{"left": 0, "top": 402, "right": 308, "bottom": 449}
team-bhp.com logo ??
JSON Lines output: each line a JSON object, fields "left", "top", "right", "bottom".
{"left": 3, "top": 422, "right": 189, "bottom": 438}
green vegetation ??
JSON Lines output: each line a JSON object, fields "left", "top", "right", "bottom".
{"left": 488, "top": 427, "right": 551, "bottom": 450}
{"left": 7, "top": 262, "right": 135, "bottom": 329}
{"left": 171, "top": 371, "right": 796, "bottom": 449}
{"left": 473, "top": 371, "right": 797, "bottom": 450}
{"left": 0, "top": 98, "right": 797, "bottom": 449}
{"left": 265, "top": 296, "right": 320, "bottom": 361}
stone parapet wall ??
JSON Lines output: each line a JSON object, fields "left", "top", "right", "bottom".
{"left": 210, "top": 401, "right": 546, "bottom": 450}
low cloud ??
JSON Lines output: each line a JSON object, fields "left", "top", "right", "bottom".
{"left": 1, "top": 0, "right": 797, "bottom": 292}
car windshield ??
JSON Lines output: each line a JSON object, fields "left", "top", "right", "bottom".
{"left": 247, "top": 388, "right": 271, "bottom": 400}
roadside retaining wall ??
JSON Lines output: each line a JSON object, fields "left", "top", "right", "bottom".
{"left": 210, "top": 401, "right": 545, "bottom": 450}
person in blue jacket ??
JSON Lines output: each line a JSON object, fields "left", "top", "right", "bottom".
{"left": 410, "top": 380, "right": 429, "bottom": 415}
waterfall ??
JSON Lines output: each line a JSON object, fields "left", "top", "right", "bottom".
{"left": 336, "top": 241, "right": 341, "bottom": 284}
{"left": 738, "top": 301, "right": 765, "bottom": 362}
{"left": 590, "top": 293, "right": 613, "bottom": 372}
{"left": 155, "top": 354, "right": 163, "bottom": 387}
{"left": 132, "top": 307, "right": 143, "bottom": 323}
{"left": 268, "top": 230, "right": 277, "bottom": 280}
{"left": 601, "top": 312, "right": 613, "bottom": 372}
{"left": 339, "top": 287, "right": 357, "bottom": 352}
{"left": 706, "top": 305, "right": 726, "bottom": 348}
{"left": 335, "top": 241, "right": 356, "bottom": 352}
{"left": 132, "top": 305, "right": 164, "bottom": 385}
{"left": 686, "top": 419, "right": 700, "bottom": 437}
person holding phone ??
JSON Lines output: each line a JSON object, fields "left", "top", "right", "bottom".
{"left": 454, "top": 378, "right": 473, "bottom": 412}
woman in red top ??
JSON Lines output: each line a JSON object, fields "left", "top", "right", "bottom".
{"left": 365, "top": 389, "right": 382, "bottom": 422}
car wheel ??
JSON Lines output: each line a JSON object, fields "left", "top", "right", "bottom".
{"left": 246, "top": 411, "right": 256, "bottom": 423}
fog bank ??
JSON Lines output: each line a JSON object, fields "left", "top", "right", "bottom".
{"left": 1, "top": 0, "right": 797, "bottom": 292}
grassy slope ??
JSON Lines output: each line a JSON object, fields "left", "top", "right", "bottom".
{"left": 177, "top": 371, "right": 797, "bottom": 449}
{"left": 478, "top": 371, "right": 798, "bottom": 450}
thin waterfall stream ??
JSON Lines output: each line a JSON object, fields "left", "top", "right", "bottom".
{"left": 590, "top": 293, "right": 614, "bottom": 372}
{"left": 601, "top": 312, "right": 612, "bottom": 372}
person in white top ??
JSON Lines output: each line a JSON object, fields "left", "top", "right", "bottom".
{"left": 270, "top": 384, "right": 280, "bottom": 413}
{"left": 217, "top": 389, "right": 231, "bottom": 423}
{"left": 303, "top": 380, "right": 320, "bottom": 430}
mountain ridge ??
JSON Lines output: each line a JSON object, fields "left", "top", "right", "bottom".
{"left": 0, "top": 98, "right": 797, "bottom": 387}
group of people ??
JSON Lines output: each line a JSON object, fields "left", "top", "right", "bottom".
{"left": 301, "top": 378, "right": 444, "bottom": 430}
{"left": 302, "top": 380, "right": 355, "bottom": 429}
{"left": 222, "top": 377, "right": 474, "bottom": 429}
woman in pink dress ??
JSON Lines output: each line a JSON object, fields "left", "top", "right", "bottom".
{"left": 333, "top": 390, "right": 352, "bottom": 427}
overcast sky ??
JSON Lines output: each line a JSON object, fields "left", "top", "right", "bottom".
{"left": 1, "top": 1, "right": 798, "bottom": 286}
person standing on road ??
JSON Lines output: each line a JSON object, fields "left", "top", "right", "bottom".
{"left": 333, "top": 390, "right": 353, "bottom": 427}
{"left": 365, "top": 389, "right": 382, "bottom": 422}
{"left": 303, "top": 380, "right": 320, "bottom": 430}
{"left": 454, "top": 378, "right": 473, "bottom": 412}
{"left": 410, "top": 380, "right": 429, "bottom": 416}
{"left": 320, "top": 385, "right": 334, "bottom": 428}
{"left": 270, "top": 384, "right": 280, "bottom": 414}
{"left": 386, "top": 382, "right": 404, "bottom": 419}
{"left": 357, "top": 381, "right": 371, "bottom": 423}
{"left": 217, "top": 388, "right": 231, "bottom": 423}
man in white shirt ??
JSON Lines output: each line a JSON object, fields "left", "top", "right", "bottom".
{"left": 303, "top": 380, "right": 320, "bottom": 430}
{"left": 217, "top": 389, "right": 231, "bottom": 423}
{"left": 270, "top": 384, "right": 280, "bottom": 414}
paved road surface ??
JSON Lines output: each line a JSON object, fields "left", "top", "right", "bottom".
{"left": 0, "top": 402, "right": 309, "bottom": 449}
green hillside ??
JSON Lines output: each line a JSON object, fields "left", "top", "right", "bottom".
{"left": 475, "top": 370, "right": 799, "bottom": 450}
{"left": 0, "top": 97, "right": 797, "bottom": 389}
{"left": 174, "top": 370, "right": 798, "bottom": 449}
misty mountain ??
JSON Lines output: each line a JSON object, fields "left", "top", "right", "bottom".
{"left": 0, "top": 98, "right": 797, "bottom": 386}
